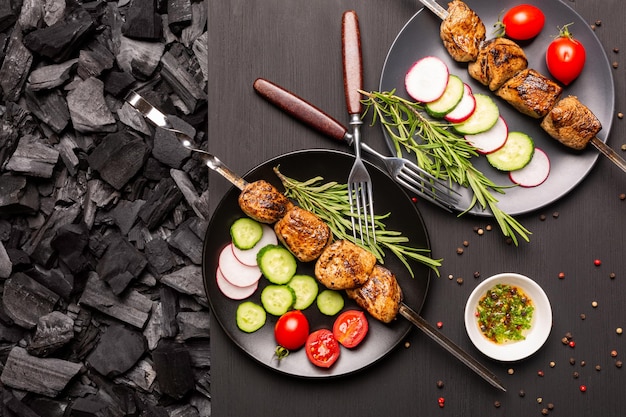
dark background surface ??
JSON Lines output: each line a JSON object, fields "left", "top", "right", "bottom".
{"left": 208, "top": 0, "right": 626, "bottom": 415}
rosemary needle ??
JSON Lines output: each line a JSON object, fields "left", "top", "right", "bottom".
{"left": 360, "top": 90, "right": 531, "bottom": 246}
{"left": 273, "top": 167, "right": 442, "bottom": 278}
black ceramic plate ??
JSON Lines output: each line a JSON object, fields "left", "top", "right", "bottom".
{"left": 203, "top": 149, "right": 432, "bottom": 378}
{"left": 380, "top": 0, "right": 615, "bottom": 216}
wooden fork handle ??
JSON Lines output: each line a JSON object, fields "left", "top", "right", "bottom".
{"left": 342, "top": 10, "right": 363, "bottom": 116}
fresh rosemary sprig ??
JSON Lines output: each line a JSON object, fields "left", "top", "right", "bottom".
{"left": 273, "top": 167, "right": 442, "bottom": 277}
{"left": 360, "top": 89, "right": 531, "bottom": 246}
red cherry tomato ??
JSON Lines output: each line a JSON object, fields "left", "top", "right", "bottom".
{"left": 500, "top": 4, "right": 545, "bottom": 40}
{"left": 546, "top": 24, "right": 586, "bottom": 85}
{"left": 305, "top": 329, "right": 340, "bottom": 368}
{"left": 332, "top": 310, "right": 369, "bottom": 348}
{"left": 274, "top": 310, "right": 309, "bottom": 350}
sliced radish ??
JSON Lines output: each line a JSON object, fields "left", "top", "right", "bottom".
{"left": 218, "top": 243, "right": 262, "bottom": 287}
{"left": 232, "top": 224, "right": 278, "bottom": 266}
{"left": 444, "top": 84, "right": 476, "bottom": 123}
{"left": 509, "top": 148, "right": 551, "bottom": 188}
{"left": 465, "top": 116, "right": 508, "bottom": 154}
{"left": 216, "top": 267, "right": 259, "bottom": 300}
{"left": 405, "top": 56, "right": 449, "bottom": 103}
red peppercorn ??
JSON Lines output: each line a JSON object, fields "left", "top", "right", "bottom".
{"left": 437, "top": 321, "right": 443, "bottom": 329}
{"left": 438, "top": 397, "right": 445, "bottom": 408}
{"left": 594, "top": 259, "right": 602, "bottom": 266}
{"left": 411, "top": 197, "right": 418, "bottom": 203}
{"left": 569, "top": 340, "right": 576, "bottom": 348}
{"left": 580, "top": 385, "right": 587, "bottom": 392}
{"left": 537, "top": 370, "right": 545, "bottom": 377}
{"left": 558, "top": 272, "right": 565, "bottom": 279}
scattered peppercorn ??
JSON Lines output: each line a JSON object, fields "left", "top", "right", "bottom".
{"left": 617, "top": 327, "right": 623, "bottom": 335}
{"left": 537, "top": 397, "right": 543, "bottom": 404}
{"left": 462, "top": 240, "right": 469, "bottom": 247}
{"left": 580, "top": 314, "right": 586, "bottom": 320}
{"left": 494, "top": 400, "right": 501, "bottom": 408}
{"left": 473, "top": 271, "right": 481, "bottom": 279}
{"left": 438, "top": 397, "right": 445, "bottom": 408}
{"left": 595, "top": 19, "right": 602, "bottom": 26}
{"left": 580, "top": 360, "right": 586, "bottom": 367}
{"left": 486, "top": 224, "right": 492, "bottom": 231}
{"left": 611, "top": 350, "right": 618, "bottom": 357}
{"left": 436, "top": 321, "right": 443, "bottom": 329}
{"left": 573, "top": 371, "right": 580, "bottom": 379}
{"left": 613, "top": 47, "right": 619, "bottom": 53}
{"left": 537, "top": 370, "right": 544, "bottom": 377}
{"left": 552, "top": 212, "right": 559, "bottom": 219}
{"left": 477, "top": 228, "right": 484, "bottom": 235}
{"left": 610, "top": 272, "right": 617, "bottom": 279}
{"left": 549, "top": 361, "right": 556, "bottom": 368}
{"left": 404, "top": 341, "right": 411, "bottom": 348}
{"left": 507, "top": 368, "right": 514, "bottom": 375}
{"left": 619, "top": 113, "right": 625, "bottom": 119}
{"left": 548, "top": 403, "right": 555, "bottom": 411}
{"left": 569, "top": 340, "right": 576, "bottom": 348}
{"left": 558, "top": 272, "right": 565, "bottom": 279}
{"left": 456, "top": 247, "right": 464, "bottom": 255}
{"left": 565, "top": 332, "right": 573, "bottom": 339}
{"left": 595, "top": 365, "right": 602, "bottom": 371}
{"left": 592, "top": 301, "right": 598, "bottom": 308}
{"left": 616, "top": 360, "right": 623, "bottom": 368}
{"left": 622, "top": 144, "right": 626, "bottom": 151}
{"left": 562, "top": 337, "right": 569, "bottom": 345}
{"left": 541, "top": 409, "right": 549, "bottom": 416}
{"left": 448, "top": 274, "right": 454, "bottom": 280}
{"left": 539, "top": 214, "right": 546, "bottom": 221}
{"left": 569, "top": 357, "right": 576, "bottom": 365}
{"left": 519, "top": 389, "right": 526, "bottom": 397}
{"left": 456, "top": 277, "right": 464, "bottom": 285}
{"left": 579, "top": 385, "right": 587, "bottom": 393}
{"left": 612, "top": 61, "right": 619, "bottom": 69}
{"left": 594, "top": 259, "right": 602, "bottom": 266}
{"left": 436, "top": 380, "right": 444, "bottom": 388}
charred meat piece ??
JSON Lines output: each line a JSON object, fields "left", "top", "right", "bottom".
{"left": 496, "top": 69, "right": 563, "bottom": 118}
{"left": 238, "top": 180, "right": 294, "bottom": 223}
{"left": 346, "top": 265, "right": 403, "bottom": 324}
{"left": 540, "top": 96, "right": 602, "bottom": 151}
{"left": 440, "top": 0, "right": 486, "bottom": 62}
{"left": 274, "top": 206, "right": 331, "bottom": 262}
{"left": 314, "top": 240, "right": 377, "bottom": 290}
{"left": 468, "top": 38, "right": 528, "bottom": 91}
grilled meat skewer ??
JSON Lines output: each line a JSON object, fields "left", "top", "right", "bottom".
{"left": 540, "top": 95, "right": 602, "bottom": 150}
{"left": 274, "top": 206, "right": 332, "bottom": 262}
{"left": 238, "top": 180, "right": 294, "bottom": 223}
{"left": 440, "top": 0, "right": 485, "bottom": 62}
{"left": 346, "top": 264, "right": 403, "bottom": 323}
{"left": 496, "top": 69, "right": 563, "bottom": 119}
{"left": 468, "top": 37, "right": 528, "bottom": 91}
{"left": 314, "top": 239, "right": 377, "bottom": 290}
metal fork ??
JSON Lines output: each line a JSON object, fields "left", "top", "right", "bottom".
{"left": 253, "top": 78, "right": 460, "bottom": 212}
{"left": 343, "top": 10, "right": 376, "bottom": 244}
{"left": 125, "top": 91, "right": 248, "bottom": 191}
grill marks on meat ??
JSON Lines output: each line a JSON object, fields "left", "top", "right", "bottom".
{"left": 238, "top": 180, "right": 294, "bottom": 223}
{"left": 346, "top": 265, "right": 403, "bottom": 324}
{"left": 440, "top": 0, "right": 486, "bottom": 62}
{"left": 314, "top": 240, "right": 377, "bottom": 290}
{"left": 496, "top": 69, "right": 563, "bottom": 119}
{"left": 468, "top": 38, "right": 528, "bottom": 91}
{"left": 540, "top": 96, "right": 602, "bottom": 151}
{"left": 274, "top": 206, "right": 331, "bottom": 262}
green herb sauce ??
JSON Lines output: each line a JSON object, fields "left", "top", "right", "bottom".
{"left": 476, "top": 284, "right": 534, "bottom": 344}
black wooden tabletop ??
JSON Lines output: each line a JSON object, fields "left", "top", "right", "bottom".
{"left": 207, "top": 1, "right": 626, "bottom": 415}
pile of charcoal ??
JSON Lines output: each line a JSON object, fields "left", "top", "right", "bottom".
{"left": 0, "top": 0, "right": 210, "bottom": 416}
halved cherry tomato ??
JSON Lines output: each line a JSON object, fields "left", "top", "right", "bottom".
{"left": 305, "top": 329, "right": 340, "bottom": 368}
{"left": 332, "top": 310, "right": 369, "bottom": 348}
{"left": 274, "top": 310, "right": 309, "bottom": 350}
{"left": 546, "top": 23, "right": 586, "bottom": 85}
{"left": 497, "top": 4, "right": 545, "bottom": 40}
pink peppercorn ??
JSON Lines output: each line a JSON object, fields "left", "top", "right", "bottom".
{"left": 438, "top": 397, "right": 445, "bottom": 408}
{"left": 437, "top": 321, "right": 443, "bottom": 329}
{"left": 569, "top": 340, "right": 576, "bottom": 348}
{"left": 580, "top": 385, "right": 587, "bottom": 392}
{"left": 594, "top": 259, "right": 602, "bottom": 266}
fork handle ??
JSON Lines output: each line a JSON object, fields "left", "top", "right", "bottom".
{"left": 253, "top": 78, "right": 349, "bottom": 142}
{"left": 342, "top": 10, "right": 363, "bottom": 116}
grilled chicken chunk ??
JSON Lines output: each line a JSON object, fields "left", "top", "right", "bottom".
{"left": 238, "top": 180, "right": 293, "bottom": 224}
{"left": 274, "top": 206, "right": 331, "bottom": 262}
{"left": 496, "top": 69, "right": 563, "bottom": 118}
{"left": 314, "top": 240, "right": 377, "bottom": 290}
{"left": 440, "top": 0, "right": 486, "bottom": 62}
{"left": 346, "top": 265, "right": 403, "bottom": 324}
{"left": 540, "top": 96, "right": 602, "bottom": 151}
{"left": 468, "top": 38, "right": 528, "bottom": 91}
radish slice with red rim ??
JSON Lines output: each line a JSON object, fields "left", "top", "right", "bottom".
{"left": 465, "top": 116, "right": 508, "bottom": 154}
{"left": 405, "top": 56, "right": 449, "bottom": 103}
{"left": 232, "top": 224, "right": 278, "bottom": 266}
{"left": 218, "top": 243, "right": 262, "bottom": 287}
{"left": 444, "top": 84, "right": 476, "bottom": 123}
{"left": 509, "top": 148, "right": 551, "bottom": 187}
{"left": 216, "top": 267, "right": 259, "bottom": 300}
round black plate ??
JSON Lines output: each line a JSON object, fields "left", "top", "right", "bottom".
{"left": 202, "top": 149, "right": 432, "bottom": 378}
{"left": 380, "top": 0, "right": 615, "bottom": 216}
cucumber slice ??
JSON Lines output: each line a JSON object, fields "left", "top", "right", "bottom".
{"left": 230, "top": 218, "right": 263, "bottom": 250}
{"left": 287, "top": 274, "right": 319, "bottom": 310}
{"left": 236, "top": 301, "right": 266, "bottom": 333}
{"left": 453, "top": 94, "right": 499, "bottom": 135}
{"left": 261, "top": 285, "right": 296, "bottom": 316}
{"left": 425, "top": 75, "right": 465, "bottom": 118}
{"left": 257, "top": 244, "right": 297, "bottom": 284}
{"left": 317, "top": 289, "right": 344, "bottom": 316}
{"left": 486, "top": 131, "right": 535, "bottom": 171}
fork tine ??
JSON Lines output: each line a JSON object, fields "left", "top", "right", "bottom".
{"left": 398, "top": 166, "right": 460, "bottom": 204}
{"left": 400, "top": 162, "right": 462, "bottom": 197}
{"left": 396, "top": 170, "right": 459, "bottom": 207}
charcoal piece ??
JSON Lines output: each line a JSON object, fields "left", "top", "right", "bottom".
{"left": 116, "top": 36, "right": 164, "bottom": 79}
{"left": 160, "top": 51, "right": 205, "bottom": 112}
{"left": 0, "top": 103, "right": 33, "bottom": 168}
{"left": 152, "top": 340, "right": 195, "bottom": 400}
{"left": 25, "top": 397, "right": 69, "bottom": 417}
{"left": 5, "top": 134, "right": 59, "bottom": 178}
{"left": 77, "top": 36, "right": 115, "bottom": 79}
{"left": 6, "top": 248, "right": 30, "bottom": 270}
{"left": 117, "top": 102, "right": 151, "bottom": 136}
{"left": 86, "top": 323, "right": 146, "bottom": 377}
{"left": 137, "top": 178, "right": 183, "bottom": 229}
{"left": 181, "top": 0, "right": 207, "bottom": 49}
{"left": 160, "top": 286, "right": 179, "bottom": 338}
{"left": 27, "top": 311, "right": 75, "bottom": 357}
{"left": 26, "top": 264, "right": 74, "bottom": 302}
{"left": 79, "top": 272, "right": 151, "bottom": 329}
{"left": 0, "top": 23, "right": 34, "bottom": 102}
{"left": 2, "top": 390, "right": 44, "bottom": 417}
{"left": 22, "top": 7, "right": 96, "bottom": 63}
{"left": 56, "top": 133, "right": 80, "bottom": 176}
{"left": 0, "top": 320, "right": 26, "bottom": 343}
{"left": 167, "top": 0, "right": 192, "bottom": 34}
{"left": 105, "top": 199, "right": 145, "bottom": 235}
{"left": 144, "top": 237, "right": 178, "bottom": 274}
{"left": 0, "top": 1, "right": 17, "bottom": 32}
{"left": 23, "top": 88, "right": 70, "bottom": 133}
{"left": 96, "top": 233, "right": 147, "bottom": 295}
{"left": 170, "top": 169, "right": 204, "bottom": 219}
{"left": 27, "top": 58, "right": 78, "bottom": 91}
{"left": 142, "top": 302, "right": 163, "bottom": 350}
{"left": 50, "top": 222, "right": 90, "bottom": 274}
{"left": 66, "top": 77, "right": 117, "bottom": 133}
{"left": 87, "top": 131, "right": 150, "bottom": 190}
{"left": 185, "top": 339, "right": 211, "bottom": 368}
{"left": 160, "top": 265, "right": 207, "bottom": 305}
{"left": 112, "top": 359, "right": 157, "bottom": 392}
{"left": 176, "top": 311, "right": 209, "bottom": 340}
{"left": 2, "top": 272, "right": 60, "bottom": 329}
{"left": 143, "top": 157, "right": 170, "bottom": 181}
{"left": 168, "top": 217, "right": 204, "bottom": 264}
{"left": 192, "top": 31, "right": 208, "bottom": 84}
{"left": 1, "top": 346, "right": 82, "bottom": 397}
{"left": 122, "top": 0, "right": 162, "bottom": 40}
{"left": 0, "top": 239, "right": 12, "bottom": 278}
{"left": 103, "top": 70, "right": 135, "bottom": 97}
{"left": 67, "top": 396, "right": 107, "bottom": 417}
{"left": 152, "top": 126, "right": 192, "bottom": 168}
